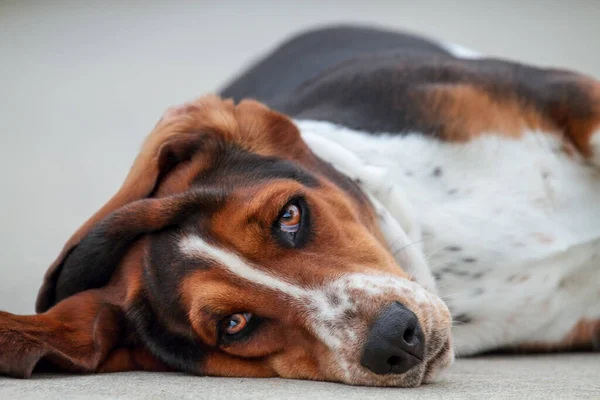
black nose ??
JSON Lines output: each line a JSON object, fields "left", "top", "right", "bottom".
{"left": 360, "top": 302, "right": 425, "bottom": 375}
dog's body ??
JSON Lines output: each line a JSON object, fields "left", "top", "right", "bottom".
{"left": 222, "top": 26, "right": 600, "bottom": 355}
{"left": 1, "top": 26, "right": 598, "bottom": 386}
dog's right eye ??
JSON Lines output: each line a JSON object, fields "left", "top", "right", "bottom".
{"left": 223, "top": 312, "right": 252, "bottom": 335}
{"left": 279, "top": 203, "right": 301, "bottom": 233}
{"left": 218, "top": 312, "right": 260, "bottom": 344}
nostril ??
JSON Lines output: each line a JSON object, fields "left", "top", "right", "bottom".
{"left": 403, "top": 327, "right": 415, "bottom": 344}
{"left": 387, "top": 355, "right": 401, "bottom": 367}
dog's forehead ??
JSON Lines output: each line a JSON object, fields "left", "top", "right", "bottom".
{"left": 193, "top": 144, "right": 320, "bottom": 188}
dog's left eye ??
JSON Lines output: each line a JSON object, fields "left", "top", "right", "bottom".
{"left": 279, "top": 203, "right": 301, "bottom": 233}
{"left": 273, "top": 198, "right": 308, "bottom": 247}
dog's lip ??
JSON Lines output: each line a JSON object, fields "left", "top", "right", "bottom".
{"left": 422, "top": 339, "right": 454, "bottom": 382}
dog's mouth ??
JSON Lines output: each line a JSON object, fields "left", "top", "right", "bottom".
{"left": 423, "top": 338, "right": 454, "bottom": 383}
{"left": 309, "top": 276, "right": 454, "bottom": 387}
{"left": 356, "top": 336, "right": 454, "bottom": 387}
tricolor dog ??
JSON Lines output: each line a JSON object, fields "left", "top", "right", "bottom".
{"left": 1, "top": 26, "right": 599, "bottom": 387}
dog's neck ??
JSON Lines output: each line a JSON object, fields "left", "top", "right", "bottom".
{"left": 297, "top": 120, "right": 437, "bottom": 292}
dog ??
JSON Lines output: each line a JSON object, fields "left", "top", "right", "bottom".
{"left": 1, "top": 25, "right": 599, "bottom": 387}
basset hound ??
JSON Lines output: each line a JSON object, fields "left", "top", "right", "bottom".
{"left": 1, "top": 26, "right": 599, "bottom": 387}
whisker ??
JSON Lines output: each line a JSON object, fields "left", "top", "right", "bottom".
{"left": 425, "top": 245, "right": 448, "bottom": 261}
{"left": 439, "top": 291, "right": 471, "bottom": 301}
{"left": 390, "top": 238, "right": 424, "bottom": 257}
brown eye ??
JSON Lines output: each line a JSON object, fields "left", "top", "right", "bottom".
{"left": 273, "top": 198, "right": 309, "bottom": 248}
{"left": 279, "top": 204, "right": 301, "bottom": 233}
{"left": 224, "top": 312, "right": 252, "bottom": 336}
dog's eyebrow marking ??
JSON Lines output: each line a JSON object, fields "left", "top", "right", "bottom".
{"left": 179, "top": 235, "right": 306, "bottom": 299}
{"left": 179, "top": 235, "right": 347, "bottom": 351}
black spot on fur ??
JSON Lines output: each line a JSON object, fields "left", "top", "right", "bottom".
{"left": 432, "top": 167, "right": 443, "bottom": 177}
{"left": 441, "top": 266, "right": 469, "bottom": 277}
{"left": 327, "top": 293, "right": 341, "bottom": 307}
{"left": 344, "top": 309, "right": 358, "bottom": 320}
{"left": 471, "top": 271, "right": 485, "bottom": 279}
{"left": 446, "top": 246, "right": 462, "bottom": 252}
{"left": 447, "top": 189, "right": 458, "bottom": 195}
{"left": 463, "top": 257, "right": 477, "bottom": 263}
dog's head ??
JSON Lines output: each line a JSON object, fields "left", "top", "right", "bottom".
{"left": 1, "top": 96, "right": 452, "bottom": 386}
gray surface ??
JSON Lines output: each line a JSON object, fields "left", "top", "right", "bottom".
{"left": 1, "top": 355, "right": 599, "bottom": 399}
{"left": 1, "top": 0, "right": 599, "bottom": 398}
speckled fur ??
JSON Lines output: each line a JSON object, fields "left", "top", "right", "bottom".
{"left": 299, "top": 120, "right": 600, "bottom": 355}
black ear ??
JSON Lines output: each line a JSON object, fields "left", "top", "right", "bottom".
{"left": 53, "top": 194, "right": 204, "bottom": 306}
{"left": 36, "top": 95, "right": 236, "bottom": 313}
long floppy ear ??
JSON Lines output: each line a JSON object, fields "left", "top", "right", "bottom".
{"left": 36, "top": 95, "right": 236, "bottom": 313}
{"left": 1, "top": 192, "right": 210, "bottom": 378}
{"left": 1, "top": 96, "right": 237, "bottom": 378}
{"left": 0, "top": 291, "right": 123, "bottom": 378}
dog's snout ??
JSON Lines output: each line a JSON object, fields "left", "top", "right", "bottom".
{"left": 360, "top": 301, "right": 425, "bottom": 375}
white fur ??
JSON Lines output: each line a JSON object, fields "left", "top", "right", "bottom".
{"left": 297, "top": 119, "right": 600, "bottom": 355}
{"left": 440, "top": 42, "right": 483, "bottom": 59}
{"left": 301, "top": 132, "right": 435, "bottom": 292}
{"left": 180, "top": 236, "right": 306, "bottom": 299}
{"left": 588, "top": 129, "right": 600, "bottom": 167}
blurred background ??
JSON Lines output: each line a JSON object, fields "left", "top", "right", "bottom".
{"left": 1, "top": 0, "right": 599, "bottom": 314}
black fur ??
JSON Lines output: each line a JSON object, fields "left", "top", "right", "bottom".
{"left": 195, "top": 144, "right": 319, "bottom": 189}
{"left": 54, "top": 191, "right": 224, "bottom": 306}
{"left": 221, "top": 25, "right": 450, "bottom": 105}
{"left": 221, "top": 25, "right": 597, "bottom": 137}
{"left": 127, "top": 295, "right": 208, "bottom": 373}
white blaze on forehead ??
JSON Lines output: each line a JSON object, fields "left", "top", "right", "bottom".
{"left": 179, "top": 234, "right": 343, "bottom": 350}
{"left": 180, "top": 235, "right": 306, "bottom": 299}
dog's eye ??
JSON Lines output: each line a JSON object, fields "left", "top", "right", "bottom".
{"left": 223, "top": 312, "right": 253, "bottom": 336}
{"left": 219, "top": 313, "right": 261, "bottom": 345}
{"left": 273, "top": 198, "right": 309, "bottom": 248}
{"left": 279, "top": 203, "right": 301, "bottom": 233}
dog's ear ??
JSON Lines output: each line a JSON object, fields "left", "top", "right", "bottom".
{"left": 36, "top": 95, "right": 236, "bottom": 313}
{"left": 0, "top": 291, "right": 125, "bottom": 378}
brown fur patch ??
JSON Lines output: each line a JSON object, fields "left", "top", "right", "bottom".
{"left": 507, "top": 319, "right": 600, "bottom": 353}
{"left": 424, "top": 84, "right": 557, "bottom": 141}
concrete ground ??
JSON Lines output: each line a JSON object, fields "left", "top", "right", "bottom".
{"left": 1, "top": 355, "right": 599, "bottom": 399}
{"left": 0, "top": 0, "right": 599, "bottom": 398}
